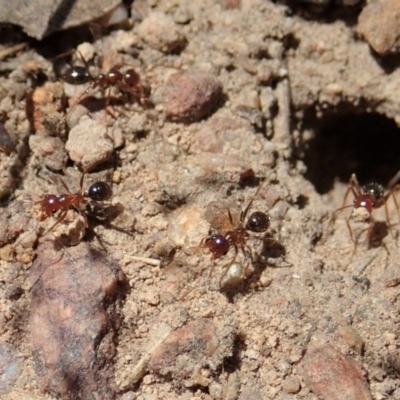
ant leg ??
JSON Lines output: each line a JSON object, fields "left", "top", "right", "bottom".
{"left": 346, "top": 214, "right": 356, "bottom": 244}
{"left": 118, "top": 78, "right": 150, "bottom": 109}
{"left": 42, "top": 209, "right": 69, "bottom": 236}
{"left": 241, "top": 183, "right": 265, "bottom": 222}
{"left": 227, "top": 208, "right": 234, "bottom": 225}
{"left": 242, "top": 243, "right": 253, "bottom": 262}
{"left": 64, "top": 82, "right": 95, "bottom": 121}
{"left": 328, "top": 204, "right": 354, "bottom": 232}
{"left": 385, "top": 184, "right": 400, "bottom": 229}
{"left": 75, "top": 50, "right": 91, "bottom": 70}
{"left": 58, "top": 176, "right": 72, "bottom": 194}
{"left": 79, "top": 170, "right": 88, "bottom": 194}
{"left": 329, "top": 175, "right": 361, "bottom": 231}
{"left": 383, "top": 196, "right": 395, "bottom": 239}
{"left": 208, "top": 259, "right": 217, "bottom": 279}
{"left": 387, "top": 170, "right": 400, "bottom": 189}
{"left": 349, "top": 174, "right": 363, "bottom": 197}
{"left": 391, "top": 185, "right": 400, "bottom": 225}
{"left": 104, "top": 87, "right": 121, "bottom": 118}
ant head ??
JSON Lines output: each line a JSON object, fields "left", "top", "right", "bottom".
{"left": 354, "top": 194, "right": 375, "bottom": 213}
{"left": 362, "top": 182, "right": 384, "bottom": 201}
{"left": 205, "top": 234, "right": 230, "bottom": 259}
{"left": 63, "top": 66, "right": 90, "bottom": 85}
{"left": 246, "top": 211, "right": 270, "bottom": 233}
{"left": 88, "top": 182, "right": 112, "bottom": 202}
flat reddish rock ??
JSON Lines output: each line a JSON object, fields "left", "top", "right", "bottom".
{"left": 149, "top": 319, "right": 219, "bottom": 379}
{"left": 149, "top": 318, "right": 235, "bottom": 386}
{"left": 30, "top": 240, "right": 127, "bottom": 399}
{"left": 300, "top": 343, "right": 372, "bottom": 400}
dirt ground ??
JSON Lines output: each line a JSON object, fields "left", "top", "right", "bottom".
{"left": 0, "top": 0, "right": 400, "bottom": 399}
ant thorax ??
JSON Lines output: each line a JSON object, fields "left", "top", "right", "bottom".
{"left": 63, "top": 66, "right": 90, "bottom": 85}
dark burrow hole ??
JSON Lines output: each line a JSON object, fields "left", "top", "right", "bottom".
{"left": 300, "top": 109, "right": 400, "bottom": 194}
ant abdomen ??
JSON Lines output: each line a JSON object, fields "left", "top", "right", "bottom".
{"left": 88, "top": 182, "right": 112, "bottom": 202}
{"left": 124, "top": 69, "right": 140, "bottom": 86}
{"left": 246, "top": 211, "right": 270, "bottom": 233}
{"left": 63, "top": 66, "right": 90, "bottom": 85}
{"left": 362, "top": 183, "right": 384, "bottom": 201}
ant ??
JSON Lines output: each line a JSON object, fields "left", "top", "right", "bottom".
{"left": 62, "top": 51, "right": 150, "bottom": 116}
{"left": 331, "top": 172, "right": 400, "bottom": 247}
{"left": 199, "top": 185, "right": 271, "bottom": 285}
{"left": 33, "top": 172, "right": 113, "bottom": 238}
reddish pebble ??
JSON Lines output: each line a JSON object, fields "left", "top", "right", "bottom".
{"left": 163, "top": 71, "right": 223, "bottom": 123}
{"left": 30, "top": 240, "right": 127, "bottom": 398}
{"left": 149, "top": 319, "right": 234, "bottom": 384}
{"left": 300, "top": 343, "right": 372, "bottom": 400}
{"left": 358, "top": 0, "right": 400, "bottom": 55}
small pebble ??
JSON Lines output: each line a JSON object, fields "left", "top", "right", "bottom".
{"left": 149, "top": 319, "right": 219, "bottom": 380}
{"left": 138, "top": 12, "right": 186, "bottom": 53}
{"left": 282, "top": 375, "right": 301, "bottom": 394}
{"left": 65, "top": 116, "right": 114, "bottom": 170}
{"left": 163, "top": 71, "right": 223, "bottom": 123}
{"left": 337, "top": 319, "right": 364, "bottom": 355}
{"left": 300, "top": 342, "right": 372, "bottom": 400}
{"left": 358, "top": 0, "right": 400, "bottom": 55}
{"left": 168, "top": 205, "right": 209, "bottom": 248}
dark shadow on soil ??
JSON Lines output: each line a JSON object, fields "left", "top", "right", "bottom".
{"left": 275, "top": 0, "right": 364, "bottom": 28}
{"left": 300, "top": 106, "right": 400, "bottom": 194}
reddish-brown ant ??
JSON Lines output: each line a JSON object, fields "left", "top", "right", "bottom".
{"left": 199, "top": 185, "right": 271, "bottom": 285}
{"left": 331, "top": 172, "right": 400, "bottom": 247}
{"left": 62, "top": 51, "right": 150, "bottom": 116}
{"left": 33, "top": 172, "right": 113, "bottom": 238}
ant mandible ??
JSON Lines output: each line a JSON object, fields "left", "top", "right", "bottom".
{"left": 34, "top": 172, "right": 113, "bottom": 236}
{"left": 62, "top": 51, "right": 150, "bottom": 115}
{"left": 200, "top": 184, "right": 270, "bottom": 285}
{"left": 331, "top": 172, "right": 400, "bottom": 246}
